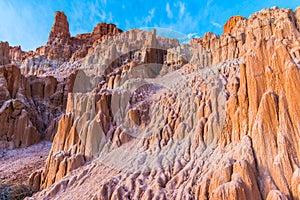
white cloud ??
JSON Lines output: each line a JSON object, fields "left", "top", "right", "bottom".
{"left": 181, "top": 33, "right": 201, "bottom": 43}
{"left": 178, "top": 2, "right": 185, "bottom": 19}
{"left": 145, "top": 8, "right": 155, "bottom": 24}
{"left": 166, "top": 3, "right": 173, "bottom": 19}
{"left": 211, "top": 21, "right": 222, "bottom": 28}
{"left": 149, "top": 27, "right": 201, "bottom": 44}
{"left": 106, "top": 12, "right": 113, "bottom": 22}
{"left": 159, "top": 7, "right": 203, "bottom": 42}
{"left": 98, "top": 10, "right": 113, "bottom": 22}
{"left": 87, "top": 1, "right": 113, "bottom": 24}
{"left": 125, "top": 19, "right": 131, "bottom": 30}
{"left": 132, "top": 8, "right": 155, "bottom": 28}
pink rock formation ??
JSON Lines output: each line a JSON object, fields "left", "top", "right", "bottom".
{"left": 1, "top": 6, "right": 300, "bottom": 200}
{"left": 47, "top": 11, "right": 70, "bottom": 45}
{"left": 0, "top": 65, "right": 37, "bottom": 148}
{"left": 91, "top": 22, "right": 122, "bottom": 41}
{"left": 44, "top": 12, "right": 122, "bottom": 62}
{"left": 0, "top": 63, "right": 79, "bottom": 149}
{"left": 44, "top": 11, "right": 71, "bottom": 60}
{"left": 0, "top": 42, "right": 9, "bottom": 65}
{"left": 27, "top": 7, "right": 300, "bottom": 200}
{"left": 9, "top": 45, "right": 26, "bottom": 64}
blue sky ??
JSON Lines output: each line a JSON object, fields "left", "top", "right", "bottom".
{"left": 0, "top": 0, "right": 299, "bottom": 51}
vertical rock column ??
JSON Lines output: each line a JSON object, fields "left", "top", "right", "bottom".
{"left": 0, "top": 42, "right": 10, "bottom": 65}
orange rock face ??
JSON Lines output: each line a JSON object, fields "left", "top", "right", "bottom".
{"left": 2, "top": 6, "right": 300, "bottom": 200}
{"left": 91, "top": 22, "right": 122, "bottom": 41}
{"left": 223, "top": 16, "right": 246, "bottom": 34}
{"left": 44, "top": 11, "right": 71, "bottom": 60}
{"left": 3, "top": 11, "right": 123, "bottom": 75}
{"left": 0, "top": 63, "right": 79, "bottom": 149}
{"left": 46, "top": 12, "right": 122, "bottom": 62}
{"left": 0, "top": 65, "right": 37, "bottom": 148}
{"left": 47, "top": 11, "right": 70, "bottom": 45}
{"left": 30, "top": 7, "right": 300, "bottom": 200}
{"left": 44, "top": 12, "right": 122, "bottom": 62}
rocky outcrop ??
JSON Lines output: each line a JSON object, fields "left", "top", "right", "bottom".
{"left": 18, "top": 12, "right": 123, "bottom": 76}
{"left": 223, "top": 16, "right": 246, "bottom": 34}
{"left": 47, "top": 11, "right": 70, "bottom": 46}
{"left": 160, "top": 44, "right": 190, "bottom": 75}
{"left": 27, "top": 6, "right": 300, "bottom": 200}
{"left": 190, "top": 6, "right": 300, "bottom": 68}
{"left": 0, "top": 42, "right": 9, "bottom": 65}
{"left": 43, "top": 11, "right": 71, "bottom": 61}
{"left": 43, "top": 11, "right": 123, "bottom": 62}
{"left": 296, "top": 7, "right": 300, "bottom": 30}
{"left": 0, "top": 64, "right": 77, "bottom": 149}
{"left": 91, "top": 22, "right": 122, "bottom": 42}
{"left": 69, "top": 22, "right": 123, "bottom": 61}
{"left": 82, "top": 29, "right": 178, "bottom": 76}
{"left": 30, "top": 28, "right": 179, "bottom": 188}
{"left": 0, "top": 65, "right": 37, "bottom": 148}
{"left": 9, "top": 45, "right": 26, "bottom": 64}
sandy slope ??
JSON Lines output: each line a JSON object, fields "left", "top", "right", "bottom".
{"left": 0, "top": 141, "right": 51, "bottom": 185}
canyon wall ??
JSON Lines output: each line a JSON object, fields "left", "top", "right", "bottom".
{"left": 1, "top": 6, "right": 300, "bottom": 200}
{"left": 27, "top": 6, "right": 300, "bottom": 200}
{"left": 0, "top": 64, "right": 77, "bottom": 148}
{"left": 0, "top": 11, "right": 124, "bottom": 149}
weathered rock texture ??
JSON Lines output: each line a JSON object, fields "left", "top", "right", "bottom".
{"left": 223, "top": 16, "right": 247, "bottom": 34}
{"left": 0, "top": 65, "right": 39, "bottom": 148}
{"left": 9, "top": 45, "right": 26, "bottom": 64}
{"left": 0, "top": 12, "right": 122, "bottom": 76}
{"left": 19, "top": 11, "right": 123, "bottom": 75}
{"left": 0, "top": 64, "right": 77, "bottom": 148}
{"left": 44, "top": 11, "right": 71, "bottom": 61}
{"left": 0, "top": 42, "right": 9, "bottom": 65}
{"left": 1, "top": 6, "right": 300, "bottom": 200}
{"left": 48, "top": 11, "right": 70, "bottom": 45}
{"left": 0, "top": 11, "right": 124, "bottom": 149}
{"left": 81, "top": 28, "right": 178, "bottom": 76}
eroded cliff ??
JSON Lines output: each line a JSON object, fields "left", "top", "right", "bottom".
{"left": 1, "top": 6, "right": 300, "bottom": 200}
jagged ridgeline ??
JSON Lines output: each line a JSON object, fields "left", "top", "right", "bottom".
{"left": 1, "top": 6, "right": 300, "bottom": 200}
